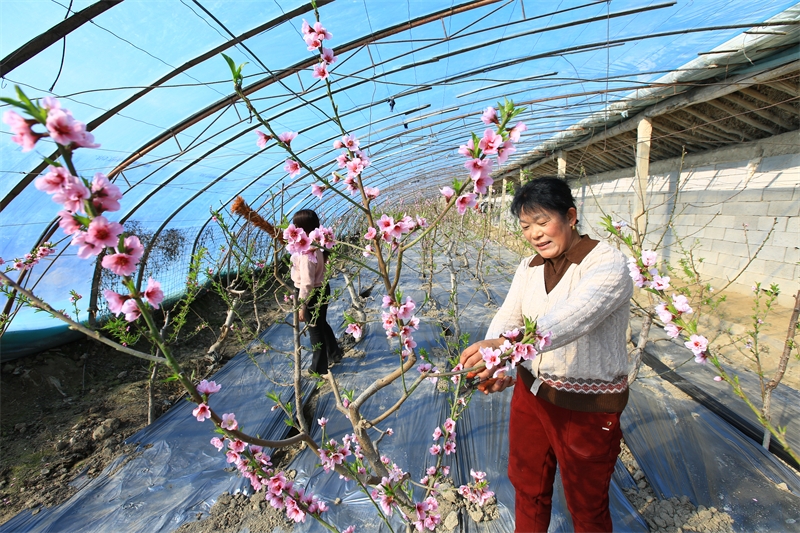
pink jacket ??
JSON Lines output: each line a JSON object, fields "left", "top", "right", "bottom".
{"left": 291, "top": 249, "right": 325, "bottom": 300}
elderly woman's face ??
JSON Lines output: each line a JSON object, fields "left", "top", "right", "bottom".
{"left": 518, "top": 207, "right": 577, "bottom": 259}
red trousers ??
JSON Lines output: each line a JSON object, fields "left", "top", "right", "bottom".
{"left": 508, "top": 381, "right": 623, "bottom": 533}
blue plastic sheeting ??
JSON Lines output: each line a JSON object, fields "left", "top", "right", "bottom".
{"left": 1, "top": 317, "right": 318, "bottom": 533}
{"left": 4, "top": 242, "right": 799, "bottom": 532}
{"left": 622, "top": 376, "right": 800, "bottom": 532}
{"left": 631, "top": 316, "right": 800, "bottom": 455}
{"left": 0, "top": 324, "right": 82, "bottom": 362}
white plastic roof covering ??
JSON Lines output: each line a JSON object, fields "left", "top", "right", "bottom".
{"left": 1, "top": 0, "right": 798, "bottom": 332}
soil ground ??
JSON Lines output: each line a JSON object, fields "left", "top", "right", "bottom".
{"left": 0, "top": 256, "right": 797, "bottom": 531}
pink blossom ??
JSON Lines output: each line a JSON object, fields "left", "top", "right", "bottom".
{"left": 443, "top": 418, "right": 456, "bottom": 434}
{"left": 536, "top": 329, "right": 552, "bottom": 349}
{"left": 342, "top": 134, "right": 360, "bottom": 150}
{"left": 343, "top": 526, "right": 356, "bottom": 533}
{"left": 465, "top": 157, "right": 491, "bottom": 181}
{"left": 346, "top": 157, "right": 364, "bottom": 177}
{"left": 192, "top": 403, "right": 211, "bottom": 422}
{"left": 512, "top": 342, "right": 537, "bottom": 362}
{"left": 123, "top": 235, "right": 144, "bottom": 260}
{"left": 381, "top": 295, "right": 393, "bottom": 308}
{"left": 480, "top": 347, "right": 501, "bottom": 370}
{"left": 102, "top": 252, "right": 138, "bottom": 277}
{"left": 497, "top": 140, "right": 516, "bottom": 165}
{"left": 429, "top": 444, "right": 441, "bottom": 455}
{"left": 284, "top": 159, "right": 301, "bottom": 178}
{"left": 508, "top": 122, "right": 527, "bottom": 142}
{"left": 655, "top": 302, "right": 673, "bottom": 323}
{"left": 440, "top": 186, "right": 455, "bottom": 201}
{"left": 210, "top": 437, "right": 225, "bottom": 451}
{"left": 283, "top": 224, "right": 303, "bottom": 243}
{"left": 364, "top": 186, "right": 380, "bottom": 199}
{"left": 650, "top": 274, "right": 670, "bottom": 291}
{"left": 455, "top": 193, "right": 477, "bottom": 215}
{"left": 3, "top": 110, "right": 40, "bottom": 151}
{"left": 144, "top": 277, "right": 164, "bottom": 308}
{"left": 35, "top": 165, "right": 77, "bottom": 196}
{"left": 311, "top": 184, "right": 325, "bottom": 199}
{"left": 481, "top": 107, "right": 498, "bottom": 125}
{"left": 52, "top": 176, "right": 91, "bottom": 213}
{"left": 318, "top": 417, "right": 328, "bottom": 428}
{"left": 685, "top": 335, "right": 708, "bottom": 357}
{"left": 472, "top": 172, "right": 494, "bottom": 195}
{"left": 225, "top": 450, "right": 240, "bottom": 464}
{"left": 443, "top": 441, "right": 456, "bottom": 455}
{"left": 672, "top": 294, "right": 693, "bottom": 314}
{"left": 255, "top": 130, "right": 270, "bottom": 148}
{"left": 45, "top": 108, "right": 82, "bottom": 145}
{"left": 86, "top": 216, "right": 123, "bottom": 248}
{"left": 416, "top": 216, "right": 428, "bottom": 228}
{"left": 72, "top": 127, "right": 100, "bottom": 149}
{"left": 312, "top": 62, "right": 329, "bottom": 80}
{"left": 121, "top": 298, "right": 140, "bottom": 322}
{"left": 221, "top": 413, "right": 238, "bottom": 430}
{"left": 333, "top": 139, "right": 343, "bottom": 149}
{"left": 458, "top": 138, "right": 475, "bottom": 158}
{"left": 364, "top": 227, "right": 377, "bottom": 240}
{"left": 312, "top": 21, "right": 332, "bottom": 40}
{"left": 58, "top": 210, "right": 82, "bottom": 235}
{"left": 640, "top": 250, "right": 658, "bottom": 267}
{"left": 479, "top": 128, "right": 503, "bottom": 155}
{"left": 91, "top": 173, "right": 122, "bottom": 213}
{"left": 228, "top": 438, "right": 246, "bottom": 453}
{"left": 321, "top": 47, "right": 337, "bottom": 65}
{"left": 71, "top": 232, "right": 105, "bottom": 259}
{"left": 396, "top": 296, "right": 416, "bottom": 320}
{"left": 278, "top": 131, "right": 297, "bottom": 145}
{"left": 104, "top": 289, "right": 127, "bottom": 315}
{"left": 713, "top": 376, "right": 723, "bottom": 382}
{"left": 197, "top": 379, "right": 221, "bottom": 395}
{"left": 664, "top": 323, "right": 681, "bottom": 338}
{"left": 304, "top": 34, "right": 322, "bottom": 51}
{"left": 346, "top": 322, "right": 363, "bottom": 340}
{"left": 363, "top": 245, "right": 373, "bottom": 257}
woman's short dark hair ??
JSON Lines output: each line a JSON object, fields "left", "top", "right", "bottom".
{"left": 510, "top": 176, "right": 576, "bottom": 222}
{"left": 293, "top": 209, "right": 320, "bottom": 234}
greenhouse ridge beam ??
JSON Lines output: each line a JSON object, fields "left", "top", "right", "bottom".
{"left": 0, "top": 0, "right": 124, "bottom": 77}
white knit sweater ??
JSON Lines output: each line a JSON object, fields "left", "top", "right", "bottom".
{"left": 486, "top": 240, "right": 632, "bottom": 400}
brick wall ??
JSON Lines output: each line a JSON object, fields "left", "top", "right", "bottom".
{"left": 567, "top": 130, "right": 799, "bottom": 307}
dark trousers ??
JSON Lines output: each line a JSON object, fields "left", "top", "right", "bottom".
{"left": 304, "top": 285, "right": 339, "bottom": 375}
{"left": 508, "top": 380, "right": 623, "bottom": 532}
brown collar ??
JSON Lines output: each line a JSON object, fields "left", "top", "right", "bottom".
{"left": 529, "top": 234, "right": 598, "bottom": 267}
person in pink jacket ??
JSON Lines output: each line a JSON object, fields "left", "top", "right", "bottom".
{"left": 291, "top": 209, "right": 342, "bottom": 375}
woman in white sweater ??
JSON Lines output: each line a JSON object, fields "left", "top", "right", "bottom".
{"left": 460, "top": 177, "right": 632, "bottom": 532}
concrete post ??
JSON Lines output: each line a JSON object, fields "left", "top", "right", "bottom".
{"left": 557, "top": 150, "right": 567, "bottom": 177}
{"left": 501, "top": 176, "right": 508, "bottom": 241}
{"left": 633, "top": 118, "right": 652, "bottom": 239}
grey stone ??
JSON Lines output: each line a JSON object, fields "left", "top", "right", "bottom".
{"left": 655, "top": 516, "right": 667, "bottom": 528}
{"left": 444, "top": 510, "right": 460, "bottom": 531}
{"left": 468, "top": 505, "right": 484, "bottom": 523}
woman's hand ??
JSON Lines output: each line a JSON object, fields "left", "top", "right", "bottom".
{"left": 460, "top": 338, "right": 515, "bottom": 394}
{"left": 298, "top": 306, "right": 307, "bottom": 322}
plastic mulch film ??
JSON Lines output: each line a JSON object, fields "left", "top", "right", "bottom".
{"left": 622, "top": 376, "right": 800, "bottom": 532}
{"left": 631, "top": 316, "right": 800, "bottom": 458}
{"left": 1, "top": 317, "right": 321, "bottom": 533}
